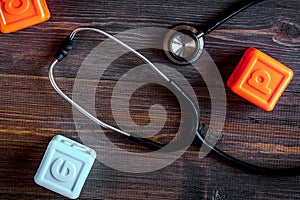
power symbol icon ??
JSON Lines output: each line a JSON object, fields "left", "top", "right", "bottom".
{"left": 51, "top": 158, "right": 77, "bottom": 182}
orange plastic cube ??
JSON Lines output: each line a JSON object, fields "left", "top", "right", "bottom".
{"left": 0, "top": 0, "right": 50, "bottom": 33}
{"left": 227, "top": 48, "right": 294, "bottom": 111}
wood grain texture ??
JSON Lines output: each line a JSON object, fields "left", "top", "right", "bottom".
{"left": 0, "top": 0, "right": 299, "bottom": 199}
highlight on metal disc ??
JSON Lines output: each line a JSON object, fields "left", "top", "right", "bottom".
{"left": 163, "top": 25, "right": 204, "bottom": 65}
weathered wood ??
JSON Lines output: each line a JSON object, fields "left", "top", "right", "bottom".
{"left": 0, "top": 0, "right": 299, "bottom": 199}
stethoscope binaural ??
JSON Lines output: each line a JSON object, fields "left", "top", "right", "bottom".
{"left": 49, "top": 0, "right": 300, "bottom": 176}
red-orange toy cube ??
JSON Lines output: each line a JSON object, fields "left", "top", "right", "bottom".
{"left": 0, "top": 0, "right": 50, "bottom": 33}
{"left": 227, "top": 48, "right": 294, "bottom": 111}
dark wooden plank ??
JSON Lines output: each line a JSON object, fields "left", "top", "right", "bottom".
{"left": 0, "top": 0, "right": 299, "bottom": 199}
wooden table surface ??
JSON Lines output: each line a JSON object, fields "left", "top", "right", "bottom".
{"left": 0, "top": 0, "right": 299, "bottom": 199}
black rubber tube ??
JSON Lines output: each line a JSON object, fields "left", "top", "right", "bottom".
{"left": 202, "top": 0, "right": 265, "bottom": 35}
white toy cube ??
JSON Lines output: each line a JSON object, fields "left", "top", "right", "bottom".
{"left": 34, "top": 135, "right": 96, "bottom": 199}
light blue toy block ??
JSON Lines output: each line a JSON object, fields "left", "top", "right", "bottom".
{"left": 34, "top": 135, "right": 96, "bottom": 199}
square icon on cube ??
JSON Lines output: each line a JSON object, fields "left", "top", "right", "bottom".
{"left": 227, "top": 48, "right": 294, "bottom": 111}
{"left": 34, "top": 135, "right": 96, "bottom": 199}
{"left": 0, "top": 0, "right": 50, "bottom": 33}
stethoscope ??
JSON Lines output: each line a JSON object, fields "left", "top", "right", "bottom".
{"left": 49, "top": 0, "right": 300, "bottom": 175}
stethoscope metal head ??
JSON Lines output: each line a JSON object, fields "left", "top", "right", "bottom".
{"left": 163, "top": 25, "right": 204, "bottom": 65}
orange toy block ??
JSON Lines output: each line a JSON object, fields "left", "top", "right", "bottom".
{"left": 227, "top": 48, "right": 294, "bottom": 111}
{"left": 0, "top": 0, "right": 50, "bottom": 33}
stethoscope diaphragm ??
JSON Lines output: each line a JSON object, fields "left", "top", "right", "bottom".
{"left": 163, "top": 25, "right": 204, "bottom": 65}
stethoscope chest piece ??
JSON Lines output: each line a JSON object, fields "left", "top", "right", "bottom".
{"left": 163, "top": 25, "right": 204, "bottom": 65}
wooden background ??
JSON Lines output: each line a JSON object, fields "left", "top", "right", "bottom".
{"left": 0, "top": 0, "right": 299, "bottom": 199}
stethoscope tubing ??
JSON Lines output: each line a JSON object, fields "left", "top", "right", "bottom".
{"left": 50, "top": 27, "right": 300, "bottom": 176}
{"left": 49, "top": 27, "right": 200, "bottom": 151}
{"left": 49, "top": 0, "right": 300, "bottom": 175}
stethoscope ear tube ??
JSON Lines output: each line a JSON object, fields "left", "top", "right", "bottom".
{"left": 54, "top": 36, "right": 73, "bottom": 62}
{"left": 50, "top": 27, "right": 198, "bottom": 153}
